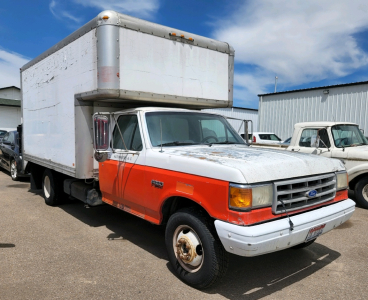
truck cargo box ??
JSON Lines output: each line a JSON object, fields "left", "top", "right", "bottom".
{"left": 21, "top": 10, "right": 234, "bottom": 179}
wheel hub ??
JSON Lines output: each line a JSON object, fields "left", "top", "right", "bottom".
{"left": 363, "top": 184, "right": 368, "bottom": 201}
{"left": 44, "top": 176, "right": 51, "bottom": 198}
{"left": 173, "top": 226, "right": 203, "bottom": 272}
{"left": 176, "top": 237, "right": 195, "bottom": 263}
{"left": 11, "top": 162, "right": 17, "bottom": 178}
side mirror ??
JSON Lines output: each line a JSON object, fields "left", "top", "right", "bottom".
{"left": 93, "top": 115, "right": 110, "bottom": 151}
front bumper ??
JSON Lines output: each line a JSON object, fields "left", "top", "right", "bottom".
{"left": 215, "top": 199, "right": 355, "bottom": 257}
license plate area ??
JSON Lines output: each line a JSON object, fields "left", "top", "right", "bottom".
{"left": 305, "top": 224, "right": 326, "bottom": 242}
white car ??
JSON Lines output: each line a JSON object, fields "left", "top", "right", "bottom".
{"left": 251, "top": 132, "right": 282, "bottom": 144}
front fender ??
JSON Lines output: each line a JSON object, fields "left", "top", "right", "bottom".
{"left": 347, "top": 162, "right": 368, "bottom": 181}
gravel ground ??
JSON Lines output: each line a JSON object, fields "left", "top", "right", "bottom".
{"left": 0, "top": 169, "right": 367, "bottom": 300}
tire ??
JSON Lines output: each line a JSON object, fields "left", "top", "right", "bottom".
{"left": 10, "top": 160, "right": 19, "bottom": 181}
{"left": 42, "top": 169, "right": 62, "bottom": 206}
{"left": 165, "top": 207, "right": 229, "bottom": 289}
{"left": 354, "top": 177, "right": 368, "bottom": 209}
{"left": 292, "top": 238, "right": 316, "bottom": 249}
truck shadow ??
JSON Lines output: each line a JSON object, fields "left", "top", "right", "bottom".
{"left": 59, "top": 200, "right": 168, "bottom": 260}
{"left": 58, "top": 199, "right": 341, "bottom": 298}
{"left": 204, "top": 243, "right": 340, "bottom": 299}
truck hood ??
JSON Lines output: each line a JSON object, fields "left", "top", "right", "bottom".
{"left": 345, "top": 145, "right": 368, "bottom": 160}
{"left": 165, "top": 145, "right": 345, "bottom": 183}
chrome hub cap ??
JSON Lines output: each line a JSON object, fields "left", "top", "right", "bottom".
{"left": 11, "top": 162, "right": 17, "bottom": 179}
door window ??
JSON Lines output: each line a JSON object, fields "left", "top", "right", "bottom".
{"left": 299, "top": 128, "right": 330, "bottom": 148}
{"left": 113, "top": 115, "right": 143, "bottom": 151}
{"left": 2, "top": 133, "right": 9, "bottom": 143}
{"left": 8, "top": 132, "right": 15, "bottom": 144}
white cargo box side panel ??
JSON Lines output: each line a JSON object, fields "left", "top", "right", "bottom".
{"left": 22, "top": 30, "right": 97, "bottom": 175}
{"left": 119, "top": 28, "right": 229, "bottom": 101}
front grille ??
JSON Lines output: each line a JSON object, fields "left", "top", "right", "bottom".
{"left": 272, "top": 173, "right": 336, "bottom": 214}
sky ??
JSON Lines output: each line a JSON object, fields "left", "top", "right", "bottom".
{"left": 1, "top": 0, "right": 368, "bottom": 109}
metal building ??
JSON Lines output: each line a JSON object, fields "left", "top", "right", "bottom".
{"left": 258, "top": 81, "right": 368, "bottom": 140}
{"left": 202, "top": 107, "right": 258, "bottom": 134}
{"left": 0, "top": 86, "right": 21, "bottom": 131}
{"left": 0, "top": 86, "right": 21, "bottom": 100}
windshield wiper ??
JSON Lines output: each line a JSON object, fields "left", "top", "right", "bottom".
{"left": 160, "top": 141, "right": 197, "bottom": 147}
{"left": 203, "top": 141, "right": 240, "bottom": 147}
{"left": 211, "top": 141, "right": 237, "bottom": 145}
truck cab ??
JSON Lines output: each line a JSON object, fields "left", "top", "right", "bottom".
{"left": 288, "top": 121, "right": 368, "bottom": 208}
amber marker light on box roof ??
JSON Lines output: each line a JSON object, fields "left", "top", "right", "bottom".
{"left": 102, "top": 15, "right": 109, "bottom": 20}
{"left": 230, "top": 186, "right": 252, "bottom": 209}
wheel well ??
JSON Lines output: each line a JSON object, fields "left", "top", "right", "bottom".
{"left": 161, "top": 196, "right": 211, "bottom": 225}
{"left": 27, "top": 162, "right": 45, "bottom": 190}
{"left": 349, "top": 173, "right": 368, "bottom": 190}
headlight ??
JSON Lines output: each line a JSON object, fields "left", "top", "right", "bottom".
{"left": 336, "top": 171, "right": 348, "bottom": 190}
{"left": 229, "top": 183, "right": 273, "bottom": 210}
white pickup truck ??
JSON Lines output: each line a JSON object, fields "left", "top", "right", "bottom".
{"left": 286, "top": 122, "right": 368, "bottom": 209}
{"left": 21, "top": 11, "right": 355, "bottom": 289}
{"left": 253, "top": 121, "right": 368, "bottom": 209}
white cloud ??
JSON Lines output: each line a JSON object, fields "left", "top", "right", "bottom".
{"left": 0, "top": 49, "right": 29, "bottom": 88}
{"left": 73, "top": 0, "right": 160, "bottom": 19}
{"left": 49, "top": 0, "right": 83, "bottom": 23}
{"left": 213, "top": 0, "right": 368, "bottom": 106}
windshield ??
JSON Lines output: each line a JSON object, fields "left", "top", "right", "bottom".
{"left": 331, "top": 124, "right": 368, "bottom": 148}
{"left": 146, "top": 112, "right": 245, "bottom": 147}
{"left": 0, "top": 130, "right": 7, "bottom": 137}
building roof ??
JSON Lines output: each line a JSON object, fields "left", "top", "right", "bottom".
{"left": 258, "top": 80, "right": 368, "bottom": 97}
{"left": 0, "top": 86, "right": 20, "bottom": 91}
{"left": 0, "top": 98, "right": 21, "bottom": 107}
{"left": 232, "top": 106, "right": 258, "bottom": 112}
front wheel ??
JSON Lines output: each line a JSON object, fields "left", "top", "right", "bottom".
{"left": 165, "top": 208, "right": 228, "bottom": 289}
{"left": 10, "top": 160, "right": 19, "bottom": 181}
{"left": 354, "top": 177, "right": 368, "bottom": 209}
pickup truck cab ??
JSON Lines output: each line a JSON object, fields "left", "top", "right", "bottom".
{"left": 287, "top": 121, "right": 368, "bottom": 209}
{"left": 91, "top": 108, "right": 354, "bottom": 288}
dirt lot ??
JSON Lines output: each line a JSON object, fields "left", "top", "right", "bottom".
{"left": 0, "top": 169, "right": 367, "bottom": 300}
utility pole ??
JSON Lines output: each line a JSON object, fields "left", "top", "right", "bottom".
{"left": 274, "top": 76, "right": 278, "bottom": 93}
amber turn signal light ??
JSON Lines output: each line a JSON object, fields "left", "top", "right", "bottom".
{"left": 230, "top": 187, "right": 252, "bottom": 209}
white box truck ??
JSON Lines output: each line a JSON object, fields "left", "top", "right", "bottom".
{"left": 21, "top": 11, "right": 355, "bottom": 289}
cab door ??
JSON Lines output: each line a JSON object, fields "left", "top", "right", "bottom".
{"left": 98, "top": 113, "right": 147, "bottom": 218}
{"left": 290, "top": 128, "right": 332, "bottom": 158}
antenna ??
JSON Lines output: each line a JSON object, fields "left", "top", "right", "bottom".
{"left": 274, "top": 76, "right": 278, "bottom": 93}
{"left": 160, "top": 119, "right": 163, "bottom": 153}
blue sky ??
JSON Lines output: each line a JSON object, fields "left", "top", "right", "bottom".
{"left": 1, "top": 0, "right": 368, "bottom": 109}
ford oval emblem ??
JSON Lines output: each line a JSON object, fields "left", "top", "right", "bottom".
{"left": 306, "top": 190, "right": 317, "bottom": 198}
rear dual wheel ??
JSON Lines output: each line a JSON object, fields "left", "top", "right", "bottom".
{"left": 42, "top": 169, "right": 63, "bottom": 206}
{"left": 165, "top": 208, "right": 228, "bottom": 289}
